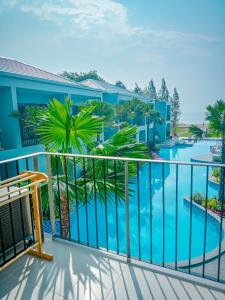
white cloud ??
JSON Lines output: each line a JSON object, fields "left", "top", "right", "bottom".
{"left": 2, "top": 0, "right": 222, "bottom": 53}
{"left": 4, "top": 0, "right": 143, "bottom": 36}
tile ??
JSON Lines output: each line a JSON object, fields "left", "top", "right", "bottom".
{"left": 106, "top": 263, "right": 225, "bottom": 300}
{"left": 1, "top": 237, "right": 225, "bottom": 300}
{"left": 0, "top": 271, "right": 66, "bottom": 300}
{"left": 71, "top": 253, "right": 127, "bottom": 300}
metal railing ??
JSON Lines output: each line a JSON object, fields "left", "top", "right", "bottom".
{"left": 0, "top": 151, "right": 225, "bottom": 283}
{"left": 21, "top": 137, "right": 40, "bottom": 147}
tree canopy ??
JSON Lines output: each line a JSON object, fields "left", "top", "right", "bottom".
{"left": 158, "top": 78, "right": 169, "bottom": 101}
{"left": 115, "top": 80, "right": 126, "bottom": 89}
{"left": 171, "top": 88, "right": 181, "bottom": 136}
{"left": 148, "top": 80, "right": 157, "bottom": 99}
{"left": 133, "top": 83, "right": 143, "bottom": 95}
{"left": 59, "top": 70, "right": 104, "bottom": 82}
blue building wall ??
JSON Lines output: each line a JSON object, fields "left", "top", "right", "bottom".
{"left": 102, "top": 92, "right": 118, "bottom": 104}
{"left": 154, "top": 100, "right": 171, "bottom": 142}
{"left": 0, "top": 73, "right": 103, "bottom": 161}
{"left": 0, "top": 72, "right": 171, "bottom": 162}
{"left": 0, "top": 87, "right": 20, "bottom": 150}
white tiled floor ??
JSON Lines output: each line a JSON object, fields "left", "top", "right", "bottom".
{"left": 0, "top": 236, "right": 225, "bottom": 300}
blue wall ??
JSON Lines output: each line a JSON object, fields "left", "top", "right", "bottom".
{"left": 102, "top": 92, "right": 118, "bottom": 104}
{"left": 154, "top": 100, "right": 170, "bottom": 142}
{"left": 0, "top": 73, "right": 171, "bottom": 161}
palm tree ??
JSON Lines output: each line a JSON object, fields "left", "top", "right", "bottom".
{"left": 206, "top": 100, "right": 225, "bottom": 202}
{"left": 114, "top": 103, "right": 129, "bottom": 129}
{"left": 114, "top": 98, "right": 145, "bottom": 127}
{"left": 143, "top": 103, "right": 154, "bottom": 151}
{"left": 14, "top": 97, "right": 150, "bottom": 238}
{"left": 80, "top": 99, "right": 114, "bottom": 122}
{"left": 189, "top": 125, "right": 208, "bottom": 141}
{"left": 80, "top": 99, "right": 114, "bottom": 142}
{"left": 189, "top": 100, "right": 225, "bottom": 202}
{"left": 78, "top": 126, "right": 149, "bottom": 203}
{"left": 150, "top": 111, "right": 164, "bottom": 146}
{"left": 126, "top": 98, "right": 146, "bottom": 126}
{"left": 35, "top": 97, "right": 103, "bottom": 237}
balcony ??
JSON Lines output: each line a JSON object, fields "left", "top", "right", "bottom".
{"left": 1, "top": 234, "right": 225, "bottom": 299}
{"left": 0, "top": 152, "right": 225, "bottom": 299}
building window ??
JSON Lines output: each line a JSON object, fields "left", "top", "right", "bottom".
{"left": 72, "top": 105, "right": 79, "bottom": 115}
{"left": 18, "top": 103, "right": 46, "bottom": 147}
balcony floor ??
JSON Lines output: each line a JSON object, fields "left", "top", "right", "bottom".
{"left": 0, "top": 235, "right": 225, "bottom": 300}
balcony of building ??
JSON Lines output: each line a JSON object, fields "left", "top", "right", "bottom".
{"left": 0, "top": 152, "right": 225, "bottom": 299}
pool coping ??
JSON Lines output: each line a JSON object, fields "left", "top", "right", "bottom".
{"left": 208, "top": 174, "right": 219, "bottom": 186}
{"left": 175, "top": 196, "right": 225, "bottom": 268}
{"left": 191, "top": 154, "right": 215, "bottom": 164}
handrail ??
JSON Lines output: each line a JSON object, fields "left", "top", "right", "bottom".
{"left": 1, "top": 151, "right": 225, "bottom": 168}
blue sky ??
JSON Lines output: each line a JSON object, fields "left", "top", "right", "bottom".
{"left": 0, "top": 0, "right": 225, "bottom": 123}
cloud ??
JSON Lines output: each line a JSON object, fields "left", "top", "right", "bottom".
{"left": 2, "top": 0, "right": 222, "bottom": 54}
{"left": 4, "top": 0, "right": 144, "bottom": 36}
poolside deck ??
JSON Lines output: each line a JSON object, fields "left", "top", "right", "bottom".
{"left": 191, "top": 154, "right": 215, "bottom": 163}
{"left": 1, "top": 235, "right": 225, "bottom": 300}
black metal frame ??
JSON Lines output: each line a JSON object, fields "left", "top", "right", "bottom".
{"left": 0, "top": 159, "right": 35, "bottom": 268}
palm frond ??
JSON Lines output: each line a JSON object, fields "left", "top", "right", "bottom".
{"left": 189, "top": 125, "right": 205, "bottom": 140}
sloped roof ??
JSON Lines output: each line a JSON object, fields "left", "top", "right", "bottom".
{"left": 80, "top": 79, "right": 150, "bottom": 100}
{"left": 0, "top": 57, "right": 82, "bottom": 86}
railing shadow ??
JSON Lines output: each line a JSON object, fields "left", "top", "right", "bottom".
{"left": 0, "top": 236, "right": 127, "bottom": 300}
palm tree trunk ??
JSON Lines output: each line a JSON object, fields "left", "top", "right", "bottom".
{"left": 146, "top": 119, "right": 150, "bottom": 152}
{"left": 61, "top": 193, "right": 70, "bottom": 238}
{"left": 61, "top": 157, "right": 70, "bottom": 239}
{"left": 219, "top": 134, "right": 225, "bottom": 202}
{"left": 153, "top": 122, "right": 156, "bottom": 145}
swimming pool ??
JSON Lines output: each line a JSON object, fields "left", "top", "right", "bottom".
{"left": 66, "top": 141, "right": 224, "bottom": 265}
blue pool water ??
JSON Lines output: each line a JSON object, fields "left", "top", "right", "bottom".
{"left": 65, "top": 141, "right": 223, "bottom": 264}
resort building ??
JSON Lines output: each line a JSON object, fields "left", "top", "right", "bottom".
{"left": 0, "top": 60, "right": 224, "bottom": 299}
{"left": 0, "top": 57, "right": 170, "bottom": 161}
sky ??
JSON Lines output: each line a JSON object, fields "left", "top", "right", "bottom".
{"left": 0, "top": 0, "right": 225, "bottom": 123}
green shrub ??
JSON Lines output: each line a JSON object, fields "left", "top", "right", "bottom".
{"left": 192, "top": 192, "right": 205, "bottom": 204}
{"left": 214, "top": 156, "right": 221, "bottom": 162}
{"left": 208, "top": 198, "right": 221, "bottom": 210}
{"left": 212, "top": 168, "right": 220, "bottom": 178}
{"left": 202, "top": 197, "right": 222, "bottom": 211}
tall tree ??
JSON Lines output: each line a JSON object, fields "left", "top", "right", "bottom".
{"left": 59, "top": 70, "right": 104, "bottom": 82}
{"left": 143, "top": 103, "right": 154, "bottom": 151}
{"left": 134, "top": 83, "right": 143, "bottom": 95}
{"left": 148, "top": 80, "right": 157, "bottom": 99}
{"left": 158, "top": 78, "right": 169, "bottom": 101}
{"left": 115, "top": 80, "right": 126, "bottom": 89}
{"left": 171, "top": 88, "right": 181, "bottom": 136}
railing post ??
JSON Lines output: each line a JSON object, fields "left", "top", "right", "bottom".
{"left": 46, "top": 154, "right": 56, "bottom": 238}
{"left": 125, "top": 161, "right": 130, "bottom": 262}
{"left": 32, "top": 155, "right": 44, "bottom": 242}
{"left": 32, "top": 155, "right": 39, "bottom": 171}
